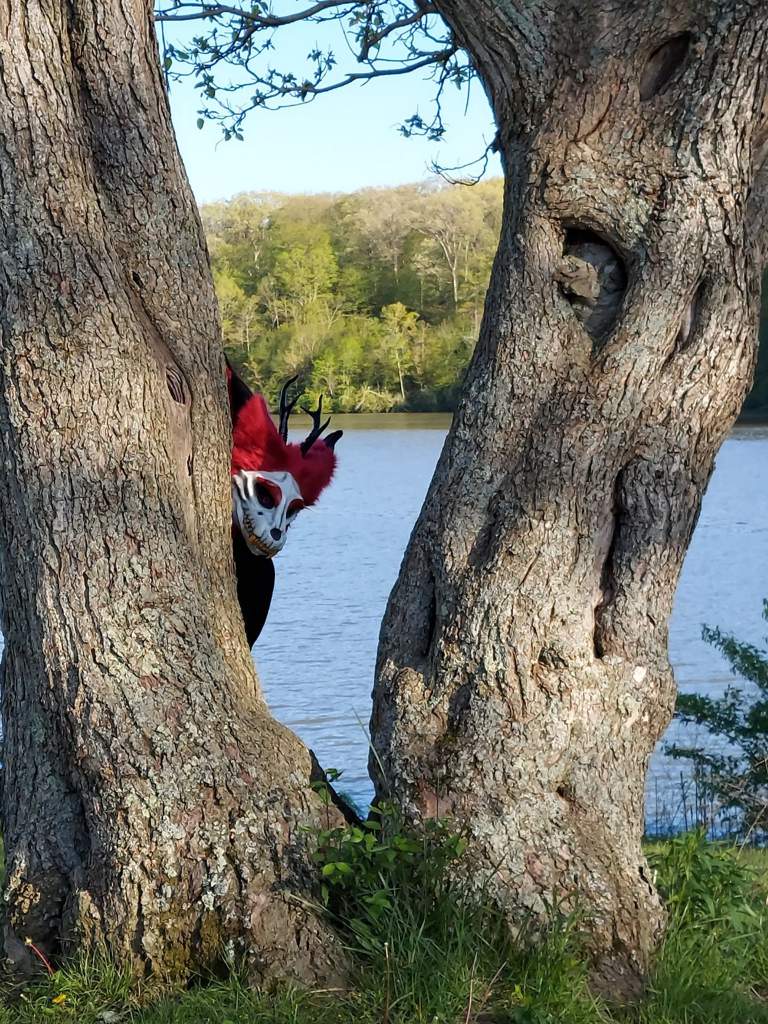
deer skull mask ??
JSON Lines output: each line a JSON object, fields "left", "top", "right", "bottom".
{"left": 229, "top": 370, "right": 341, "bottom": 560}
{"left": 232, "top": 469, "right": 305, "bottom": 558}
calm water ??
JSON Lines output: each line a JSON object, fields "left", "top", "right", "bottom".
{"left": 1, "top": 418, "right": 764, "bottom": 819}
{"left": 260, "top": 417, "right": 768, "bottom": 812}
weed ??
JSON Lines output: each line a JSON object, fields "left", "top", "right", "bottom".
{"left": 1, "top": 830, "right": 768, "bottom": 1024}
{"left": 642, "top": 830, "right": 768, "bottom": 1023}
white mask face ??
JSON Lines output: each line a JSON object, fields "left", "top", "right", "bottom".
{"left": 232, "top": 470, "right": 305, "bottom": 558}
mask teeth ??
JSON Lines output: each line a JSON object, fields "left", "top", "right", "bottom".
{"left": 248, "top": 533, "right": 276, "bottom": 557}
{"left": 239, "top": 502, "right": 279, "bottom": 557}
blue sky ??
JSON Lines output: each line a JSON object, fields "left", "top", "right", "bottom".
{"left": 164, "top": 15, "right": 500, "bottom": 202}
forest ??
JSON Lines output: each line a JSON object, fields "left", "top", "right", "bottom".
{"left": 206, "top": 177, "right": 498, "bottom": 411}
{"left": 205, "top": 178, "right": 768, "bottom": 416}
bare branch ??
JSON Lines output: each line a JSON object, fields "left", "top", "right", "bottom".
{"left": 155, "top": 0, "right": 363, "bottom": 26}
{"left": 301, "top": 48, "right": 455, "bottom": 97}
{"left": 359, "top": 4, "right": 435, "bottom": 59}
{"left": 429, "top": 136, "right": 495, "bottom": 185}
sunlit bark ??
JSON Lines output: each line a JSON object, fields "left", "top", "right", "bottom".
{"left": 0, "top": 0, "right": 344, "bottom": 984}
{"left": 372, "top": 0, "right": 768, "bottom": 996}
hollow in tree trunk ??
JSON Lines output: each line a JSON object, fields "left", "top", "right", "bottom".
{"left": 371, "top": 0, "right": 768, "bottom": 997}
{"left": 0, "top": 0, "right": 345, "bottom": 984}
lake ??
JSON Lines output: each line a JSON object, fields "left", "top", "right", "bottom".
{"left": 259, "top": 416, "right": 768, "bottom": 818}
{"left": 1, "top": 416, "right": 764, "bottom": 824}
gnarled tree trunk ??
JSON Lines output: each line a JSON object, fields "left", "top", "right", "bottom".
{"left": 372, "top": 0, "right": 768, "bottom": 995}
{"left": 0, "top": 0, "right": 343, "bottom": 984}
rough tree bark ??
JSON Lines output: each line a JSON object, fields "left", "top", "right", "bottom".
{"left": 371, "top": 0, "right": 768, "bottom": 996}
{"left": 0, "top": 0, "right": 345, "bottom": 983}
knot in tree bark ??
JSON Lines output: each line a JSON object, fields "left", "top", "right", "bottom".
{"left": 557, "top": 232, "right": 627, "bottom": 345}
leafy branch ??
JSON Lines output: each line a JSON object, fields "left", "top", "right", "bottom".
{"left": 153, "top": 1, "right": 474, "bottom": 141}
{"left": 666, "top": 600, "right": 768, "bottom": 841}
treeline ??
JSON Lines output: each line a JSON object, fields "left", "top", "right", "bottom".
{"left": 203, "top": 182, "right": 768, "bottom": 415}
{"left": 202, "top": 179, "right": 501, "bottom": 411}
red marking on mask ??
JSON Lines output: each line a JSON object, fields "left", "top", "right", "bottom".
{"left": 254, "top": 477, "right": 282, "bottom": 509}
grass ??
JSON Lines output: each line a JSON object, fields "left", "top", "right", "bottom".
{"left": 1, "top": 830, "right": 767, "bottom": 1024}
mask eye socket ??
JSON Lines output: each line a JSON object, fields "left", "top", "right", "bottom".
{"left": 256, "top": 483, "right": 276, "bottom": 509}
{"left": 287, "top": 499, "right": 304, "bottom": 519}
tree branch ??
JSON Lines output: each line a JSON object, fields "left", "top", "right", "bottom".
{"left": 155, "top": 0, "right": 363, "bottom": 26}
{"left": 359, "top": 3, "right": 436, "bottom": 59}
{"left": 302, "top": 47, "right": 455, "bottom": 96}
{"left": 195, "top": 44, "right": 459, "bottom": 137}
{"left": 155, "top": 0, "right": 465, "bottom": 141}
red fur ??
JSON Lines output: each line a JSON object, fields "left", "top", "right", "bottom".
{"left": 228, "top": 370, "right": 337, "bottom": 506}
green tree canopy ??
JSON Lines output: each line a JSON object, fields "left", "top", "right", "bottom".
{"left": 202, "top": 180, "right": 768, "bottom": 416}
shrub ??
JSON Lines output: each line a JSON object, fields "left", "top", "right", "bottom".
{"left": 665, "top": 599, "right": 768, "bottom": 842}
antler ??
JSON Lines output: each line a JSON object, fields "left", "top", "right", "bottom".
{"left": 300, "top": 396, "right": 332, "bottom": 456}
{"left": 278, "top": 375, "right": 300, "bottom": 442}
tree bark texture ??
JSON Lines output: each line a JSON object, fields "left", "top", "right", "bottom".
{"left": 371, "top": 0, "right": 768, "bottom": 995}
{"left": 0, "top": 0, "right": 344, "bottom": 984}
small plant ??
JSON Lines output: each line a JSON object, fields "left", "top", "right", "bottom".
{"left": 665, "top": 599, "right": 768, "bottom": 842}
{"left": 308, "top": 776, "right": 469, "bottom": 955}
{"left": 643, "top": 831, "right": 768, "bottom": 1023}
{"left": 307, "top": 777, "right": 516, "bottom": 1022}
{"left": 648, "top": 829, "right": 761, "bottom": 932}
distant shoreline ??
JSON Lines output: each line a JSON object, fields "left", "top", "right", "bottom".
{"left": 283, "top": 409, "right": 768, "bottom": 427}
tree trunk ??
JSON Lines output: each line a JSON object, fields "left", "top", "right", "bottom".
{"left": 371, "top": 0, "right": 768, "bottom": 996}
{"left": 396, "top": 354, "right": 406, "bottom": 402}
{"left": 0, "top": 0, "right": 344, "bottom": 985}
{"left": 450, "top": 261, "right": 460, "bottom": 308}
